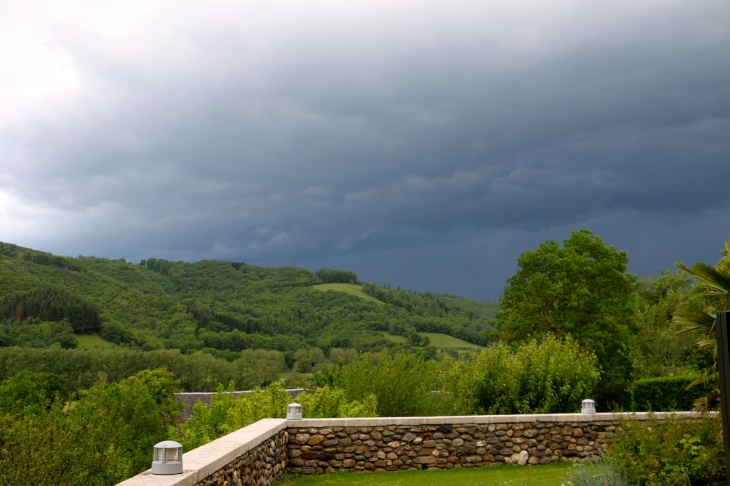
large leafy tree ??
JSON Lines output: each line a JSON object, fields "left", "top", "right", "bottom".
{"left": 675, "top": 237, "right": 730, "bottom": 409}
{"left": 497, "top": 229, "right": 637, "bottom": 407}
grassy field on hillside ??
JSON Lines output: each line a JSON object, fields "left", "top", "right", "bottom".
{"left": 274, "top": 462, "right": 572, "bottom": 486}
{"left": 312, "top": 284, "right": 383, "bottom": 304}
{"left": 76, "top": 334, "right": 117, "bottom": 348}
{"left": 382, "top": 332, "right": 484, "bottom": 352}
{"left": 429, "top": 293, "right": 499, "bottom": 320}
{"left": 420, "top": 332, "right": 484, "bottom": 350}
{"left": 382, "top": 333, "right": 407, "bottom": 344}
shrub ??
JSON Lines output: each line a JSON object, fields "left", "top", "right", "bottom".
{"left": 297, "top": 386, "right": 377, "bottom": 419}
{"left": 0, "top": 368, "right": 181, "bottom": 485}
{"left": 220, "top": 381, "right": 291, "bottom": 434}
{"left": 442, "top": 335, "right": 600, "bottom": 414}
{"left": 567, "top": 457, "right": 631, "bottom": 486}
{"left": 610, "top": 413, "right": 725, "bottom": 485}
{"left": 179, "top": 381, "right": 291, "bottom": 451}
{"left": 631, "top": 375, "right": 710, "bottom": 411}
{"left": 314, "top": 351, "right": 449, "bottom": 416}
{"left": 180, "top": 381, "right": 376, "bottom": 451}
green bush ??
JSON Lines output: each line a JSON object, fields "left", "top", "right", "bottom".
{"left": 179, "top": 381, "right": 376, "bottom": 451}
{"left": 441, "top": 335, "right": 600, "bottom": 414}
{"left": 297, "top": 386, "right": 377, "bottom": 419}
{"left": 178, "top": 381, "right": 291, "bottom": 451}
{"left": 631, "top": 376, "right": 711, "bottom": 411}
{"left": 314, "top": 351, "right": 449, "bottom": 417}
{"left": 220, "top": 381, "right": 291, "bottom": 434}
{"left": 0, "top": 368, "right": 182, "bottom": 485}
{"left": 610, "top": 413, "right": 725, "bottom": 485}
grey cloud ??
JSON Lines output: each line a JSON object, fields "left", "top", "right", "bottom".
{"left": 1, "top": 0, "right": 729, "bottom": 297}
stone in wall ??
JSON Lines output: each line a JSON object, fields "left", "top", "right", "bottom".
{"left": 196, "top": 430, "right": 288, "bottom": 486}
{"left": 286, "top": 422, "right": 615, "bottom": 474}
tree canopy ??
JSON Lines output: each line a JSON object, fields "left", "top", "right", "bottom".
{"left": 497, "top": 229, "right": 637, "bottom": 406}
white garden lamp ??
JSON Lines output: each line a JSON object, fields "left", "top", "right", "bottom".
{"left": 151, "top": 440, "right": 183, "bottom": 475}
{"left": 287, "top": 403, "right": 302, "bottom": 420}
{"left": 581, "top": 399, "right": 596, "bottom": 414}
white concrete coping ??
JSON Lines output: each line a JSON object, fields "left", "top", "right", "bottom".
{"left": 286, "top": 411, "right": 709, "bottom": 428}
{"left": 117, "top": 419, "right": 287, "bottom": 486}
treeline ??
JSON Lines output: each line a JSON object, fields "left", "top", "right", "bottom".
{"left": 315, "top": 268, "right": 358, "bottom": 284}
{"left": 0, "top": 347, "right": 287, "bottom": 392}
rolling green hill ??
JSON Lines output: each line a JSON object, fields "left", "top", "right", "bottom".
{"left": 0, "top": 241, "right": 494, "bottom": 365}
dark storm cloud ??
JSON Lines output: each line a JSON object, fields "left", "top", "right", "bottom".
{"left": 1, "top": 0, "right": 729, "bottom": 298}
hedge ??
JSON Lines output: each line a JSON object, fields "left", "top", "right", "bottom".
{"left": 630, "top": 375, "right": 711, "bottom": 411}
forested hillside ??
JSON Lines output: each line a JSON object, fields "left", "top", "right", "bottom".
{"left": 0, "top": 242, "right": 495, "bottom": 365}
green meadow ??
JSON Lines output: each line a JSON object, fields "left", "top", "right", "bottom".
{"left": 382, "top": 332, "right": 484, "bottom": 352}
{"left": 75, "top": 333, "right": 117, "bottom": 349}
{"left": 312, "top": 283, "right": 384, "bottom": 304}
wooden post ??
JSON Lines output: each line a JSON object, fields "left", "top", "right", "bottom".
{"left": 714, "top": 311, "right": 730, "bottom": 485}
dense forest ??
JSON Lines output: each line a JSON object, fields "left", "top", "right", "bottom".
{"left": 0, "top": 242, "right": 494, "bottom": 368}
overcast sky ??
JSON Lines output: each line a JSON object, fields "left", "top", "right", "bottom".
{"left": 1, "top": 0, "right": 729, "bottom": 300}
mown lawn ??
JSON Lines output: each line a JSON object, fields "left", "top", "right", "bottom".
{"left": 274, "top": 462, "right": 572, "bottom": 486}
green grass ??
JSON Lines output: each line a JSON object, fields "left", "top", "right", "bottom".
{"left": 274, "top": 462, "right": 572, "bottom": 486}
{"left": 312, "top": 284, "right": 384, "bottom": 304}
{"left": 420, "top": 332, "right": 484, "bottom": 351}
{"left": 429, "top": 293, "right": 500, "bottom": 321}
{"left": 382, "top": 333, "right": 408, "bottom": 344}
{"left": 381, "top": 332, "right": 484, "bottom": 352}
{"left": 75, "top": 334, "right": 117, "bottom": 348}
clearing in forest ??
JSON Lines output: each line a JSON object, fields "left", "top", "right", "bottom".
{"left": 312, "top": 283, "right": 384, "bottom": 304}
{"left": 382, "top": 332, "right": 484, "bottom": 352}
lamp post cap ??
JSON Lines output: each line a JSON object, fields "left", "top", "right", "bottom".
{"left": 154, "top": 440, "right": 183, "bottom": 448}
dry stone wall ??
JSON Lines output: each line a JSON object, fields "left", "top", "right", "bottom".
{"left": 195, "top": 430, "right": 287, "bottom": 486}
{"left": 286, "top": 420, "right": 614, "bottom": 474}
{"left": 117, "top": 419, "right": 288, "bottom": 486}
{"left": 117, "top": 412, "right": 702, "bottom": 485}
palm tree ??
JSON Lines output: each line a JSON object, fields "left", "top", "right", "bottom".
{"left": 675, "top": 238, "right": 730, "bottom": 410}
